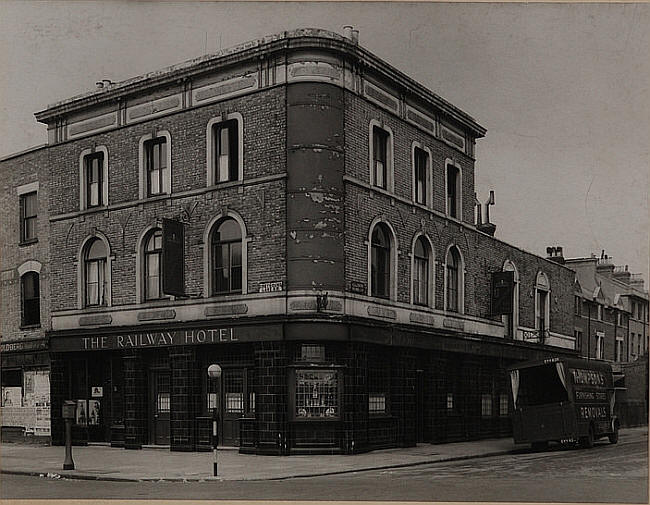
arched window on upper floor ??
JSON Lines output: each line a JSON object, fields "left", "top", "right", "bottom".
{"left": 412, "top": 234, "right": 434, "bottom": 307}
{"left": 21, "top": 271, "right": 40, "bottom": 327}
{"left": 368, "top": 220, "right": 397, "bottom": 300}
{"left": 535, "top": 271, "right": 551, "bottom": 341}
{"left": 445, "top": 245, "right": 465, "bottom": 313}
{"left": 84, "top": 238, "right": 108, "bottom": 307}
{"left": 144, "top": 228, "right": 163, "bottom": 301}
{"left": 502, "top": 260, "right": 520, "bottom": 339}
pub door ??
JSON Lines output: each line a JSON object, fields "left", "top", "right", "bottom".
{"left": 220, "top": 368, "right": 246, "bottom": 446}
{"left": 148, "top": 371, "right": 170, "bottom": 445}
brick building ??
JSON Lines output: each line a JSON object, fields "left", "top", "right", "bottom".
{"left": 7, "top": 28, "right": 580, "bottom": 454}
{"left": 0, "top": 145, "right": 51, "bottom": 442}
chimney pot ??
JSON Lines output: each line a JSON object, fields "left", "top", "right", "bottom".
{"left": 351, "top": 29, "right": 359, "bottom": 44}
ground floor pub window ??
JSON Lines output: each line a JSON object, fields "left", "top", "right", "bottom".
{"left": 294, "top": 369, "right": 339, "bottom": 419}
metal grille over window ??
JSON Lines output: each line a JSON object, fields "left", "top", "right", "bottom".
{"left": 157, "top": 392, "right": 170, "bottom": 412}
{"left": 368, "top": 393, "right": 386, "bottom": 414}
{"left": 446, "top": 392, "right": 454, "bottom": 411}
{"left": 499, "top": 393, "right": 509, "bottom": 416}
{"left": 224, "top": 369, "right": 244, "bottom": 414}
{"left": 481, "top": 393, "right": 492, "bottom": 417}
{"left": 295, "top": 370, "right": 338, "bottom": 419}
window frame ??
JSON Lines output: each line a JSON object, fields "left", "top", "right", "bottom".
{"left": 138, "top": 131, "right": 172, "bottom": 199}
{"left": 20, "top": 271, "right": 40, "bottom": 327}
{"left": 210, "top": 218, "right": 243, "bottom": 296}
{"left": 444, "top": 245, "right": 464, "bottom": 314}
{"left": 290, "top": 367, "right": 341, "bottom": 422}
{"left": 206, "top": 114, "right": 244, "bottom": 186}
{"left": 412, "top": 143, "right": 432, "bottom": 207}
{"left": 502, "top": 260, "right": 520, "bottom": 339}
{"left": 411, "top": 234, "right": 434, "bottom": 308}
{"left": 445, "top": 159, "right": 463, "bottom": 220}
{"left": 203, "top": 211, "right": 249, "bottom": 298}
{"left": 143, "top": 228, "right": 164, "bottom": 301}
{"left": 79, "top": 147, "right": 109, "bottom": 210}
{"left": 19, "top": 191, "right": 38, "bottom": 244}
{"left": 83, "top": 237, "right": 109, "bottom": 308}
{"left": 534, "top": 271, "right": 551, "bottom": 340}
{"left": 368, "top": 121, "right": 394, "bottom": 192}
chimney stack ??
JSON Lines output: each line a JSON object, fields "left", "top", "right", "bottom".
{"left": 546, "top": 245, "right": 565, "bottom": 265}
{"left": 351, "top": 29, "right": 359, "bottom": 44}
{"left": 343, "top": 25, "right": 353, "bottom": 40}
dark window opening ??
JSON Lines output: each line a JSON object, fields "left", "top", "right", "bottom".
{"left": 85, "top": 239, "right": 107, "bottom": 306}
{"left": 213, "top": 119, "right": 239, "bottom": 183}
{"left": 145, "top": 137, "right": 168, "bottom": 196}
{"left": 84, "top": 152, "right": 104, "bottom": 207}
{"left": 414, "top": 147, "right": 428, "bottom": 205}
{"left": 446, "top": 248, "right": 460, "bottom": 312}
{"left": 371, "top": 224, "right": 391, "bottom": 298}
{"left": 211, "top": 218, "right": 242, "bottom": 295}
{"left": 21, "top": 271, "right": 40, "bottom": 326}
{"left": 517, "top": 364, "right": 569, "bottom": 407}
{"left": 20, "top": 192, "right": 37, "bottom": 243}
{"left": 372, "top": 126, "right": 388, "bottom": 189}
{"left": 145, "top": 229, "right": 163, "bottom": 300}
{"left": 446, "top": 165, "right": 459, "bottom": 218}
{"left": 413, "top": 237, "right": 429, "bottom": 306}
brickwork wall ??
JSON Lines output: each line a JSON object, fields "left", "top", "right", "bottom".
{"left": 47, "top": 86, "right": 287, "bottom": 311}
{"left": 344, "top": 93, "right": 475, "bottom": 224}
{"left": 0, "top": 147, "right": 50, "bottom": 341}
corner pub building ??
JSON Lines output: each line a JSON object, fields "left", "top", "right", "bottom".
{"left": 29, "top": 28, "right": 578, "bottom": 454}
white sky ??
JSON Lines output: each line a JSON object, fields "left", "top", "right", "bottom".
{"left": 1, "top": 1, "right": 648, "bottom": 282}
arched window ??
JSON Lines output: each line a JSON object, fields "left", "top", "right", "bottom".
{"left": 413, "top": 236, "right": 430, "bottom": 306}
{"left": 535, "top": 272, "right": 550, "bottom": 341}
{"left": 21, "top": 271, "right": 40, "bottom": 326}
{"left": 144, "top": 229, "right": 163, "bottom": 300}
{"left": 445, "top": 246, "right": 462, "bottom": 312}
{"left": 85, "top": 238, "right": 107, "bottom": 306}
{"left": 371, "top": 224, "right": 391, "bottom": 299}
{"left": 211, "top": 218, "right": 242, "bottom": 295}
{"left": 502, "top": 260, "right": 520, "bottom": 339}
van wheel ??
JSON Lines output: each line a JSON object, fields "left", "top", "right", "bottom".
{"left": 609, "top": 423, "right": 619, "bottom": 444}
{"left": 580, "top": 425, "right": 595, "bottom": 449}
{"left": 531, "top": 441, "right": 548, "bottom": 451}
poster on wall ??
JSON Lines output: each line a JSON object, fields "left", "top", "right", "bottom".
{"left": 1, "top": 387, "right": 22, "bottom": 407}
{"left": 76, "top": 400, "right": 88, "bottom": 426}
{"left": 23, "top": 371, "right": 50, "bottom": 408}
{"left": 88, "top": 400, "right": 100, "bottom": 425}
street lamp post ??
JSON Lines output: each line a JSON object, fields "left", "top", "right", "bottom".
{"left": 207, "top": 363, "right": 222, "bottom": 477}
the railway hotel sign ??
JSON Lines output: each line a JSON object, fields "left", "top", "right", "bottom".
{"left": 50, "top": 324, "right": 282, "bottom": 352}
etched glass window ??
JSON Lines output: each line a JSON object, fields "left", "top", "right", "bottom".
{"left": 295, "top": 369, "right": 338, "bottom": 419}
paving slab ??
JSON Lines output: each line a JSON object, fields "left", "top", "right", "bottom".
{"left": 1, "top": 427, "right": 646, "bottom": 482}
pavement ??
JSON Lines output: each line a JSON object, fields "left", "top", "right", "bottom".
{"left": 1, "top": 427, "right": 646, "bottom": 482}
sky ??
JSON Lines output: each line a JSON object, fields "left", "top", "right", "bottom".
{"left": 1, "top": 1, "right": 648, "bottom": 282}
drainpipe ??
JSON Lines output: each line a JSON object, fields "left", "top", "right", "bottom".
{"left": 587, "top": 303, "right": 591, "bottom": 360}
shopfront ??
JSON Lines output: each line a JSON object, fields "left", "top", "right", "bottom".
{"left": 48, "top": 319, "right": 573, "bottom": 454}
{"left": 0, "top": 339, "right": 50, "bottom": 442}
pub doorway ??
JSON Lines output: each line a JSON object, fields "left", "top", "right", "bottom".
{"left": 148, "top": 370, "right": 170, "bottom": 445}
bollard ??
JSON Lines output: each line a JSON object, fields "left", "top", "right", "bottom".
{"left": 212, "top": 407, "right": 219, "bottom": 476}
{"left": 62, "top": 400, "right": 76, "bottom": 470}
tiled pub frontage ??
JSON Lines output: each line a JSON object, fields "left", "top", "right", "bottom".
{"left": 48, "top": 318, "right": 575, "bottom": 455}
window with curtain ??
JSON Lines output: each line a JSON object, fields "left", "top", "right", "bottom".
{"left": 414, "top": 147, "right": 428, "bottom": 205}
{"left": 85, "top": 239, "right": 107, "bottom": 306}
{"left": 145, "top": 137, "right": 168, "bottom": 196}
{"left": 213, "top": 119, "right": 239, "bottom": 183}
{"left": 413, "top": 237, "right": 429, "bottom": 306}
{"left": 84, "top": 152, "right": 104, "bottom": 207}
{"left": 211, "top": 218, "right": 242, "bottom": 295}
{"left": 372, "top": 126, "right": 388, "bottom": 189}
{"left": 144, "top": 229, "right": 163, "bottom": 300}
